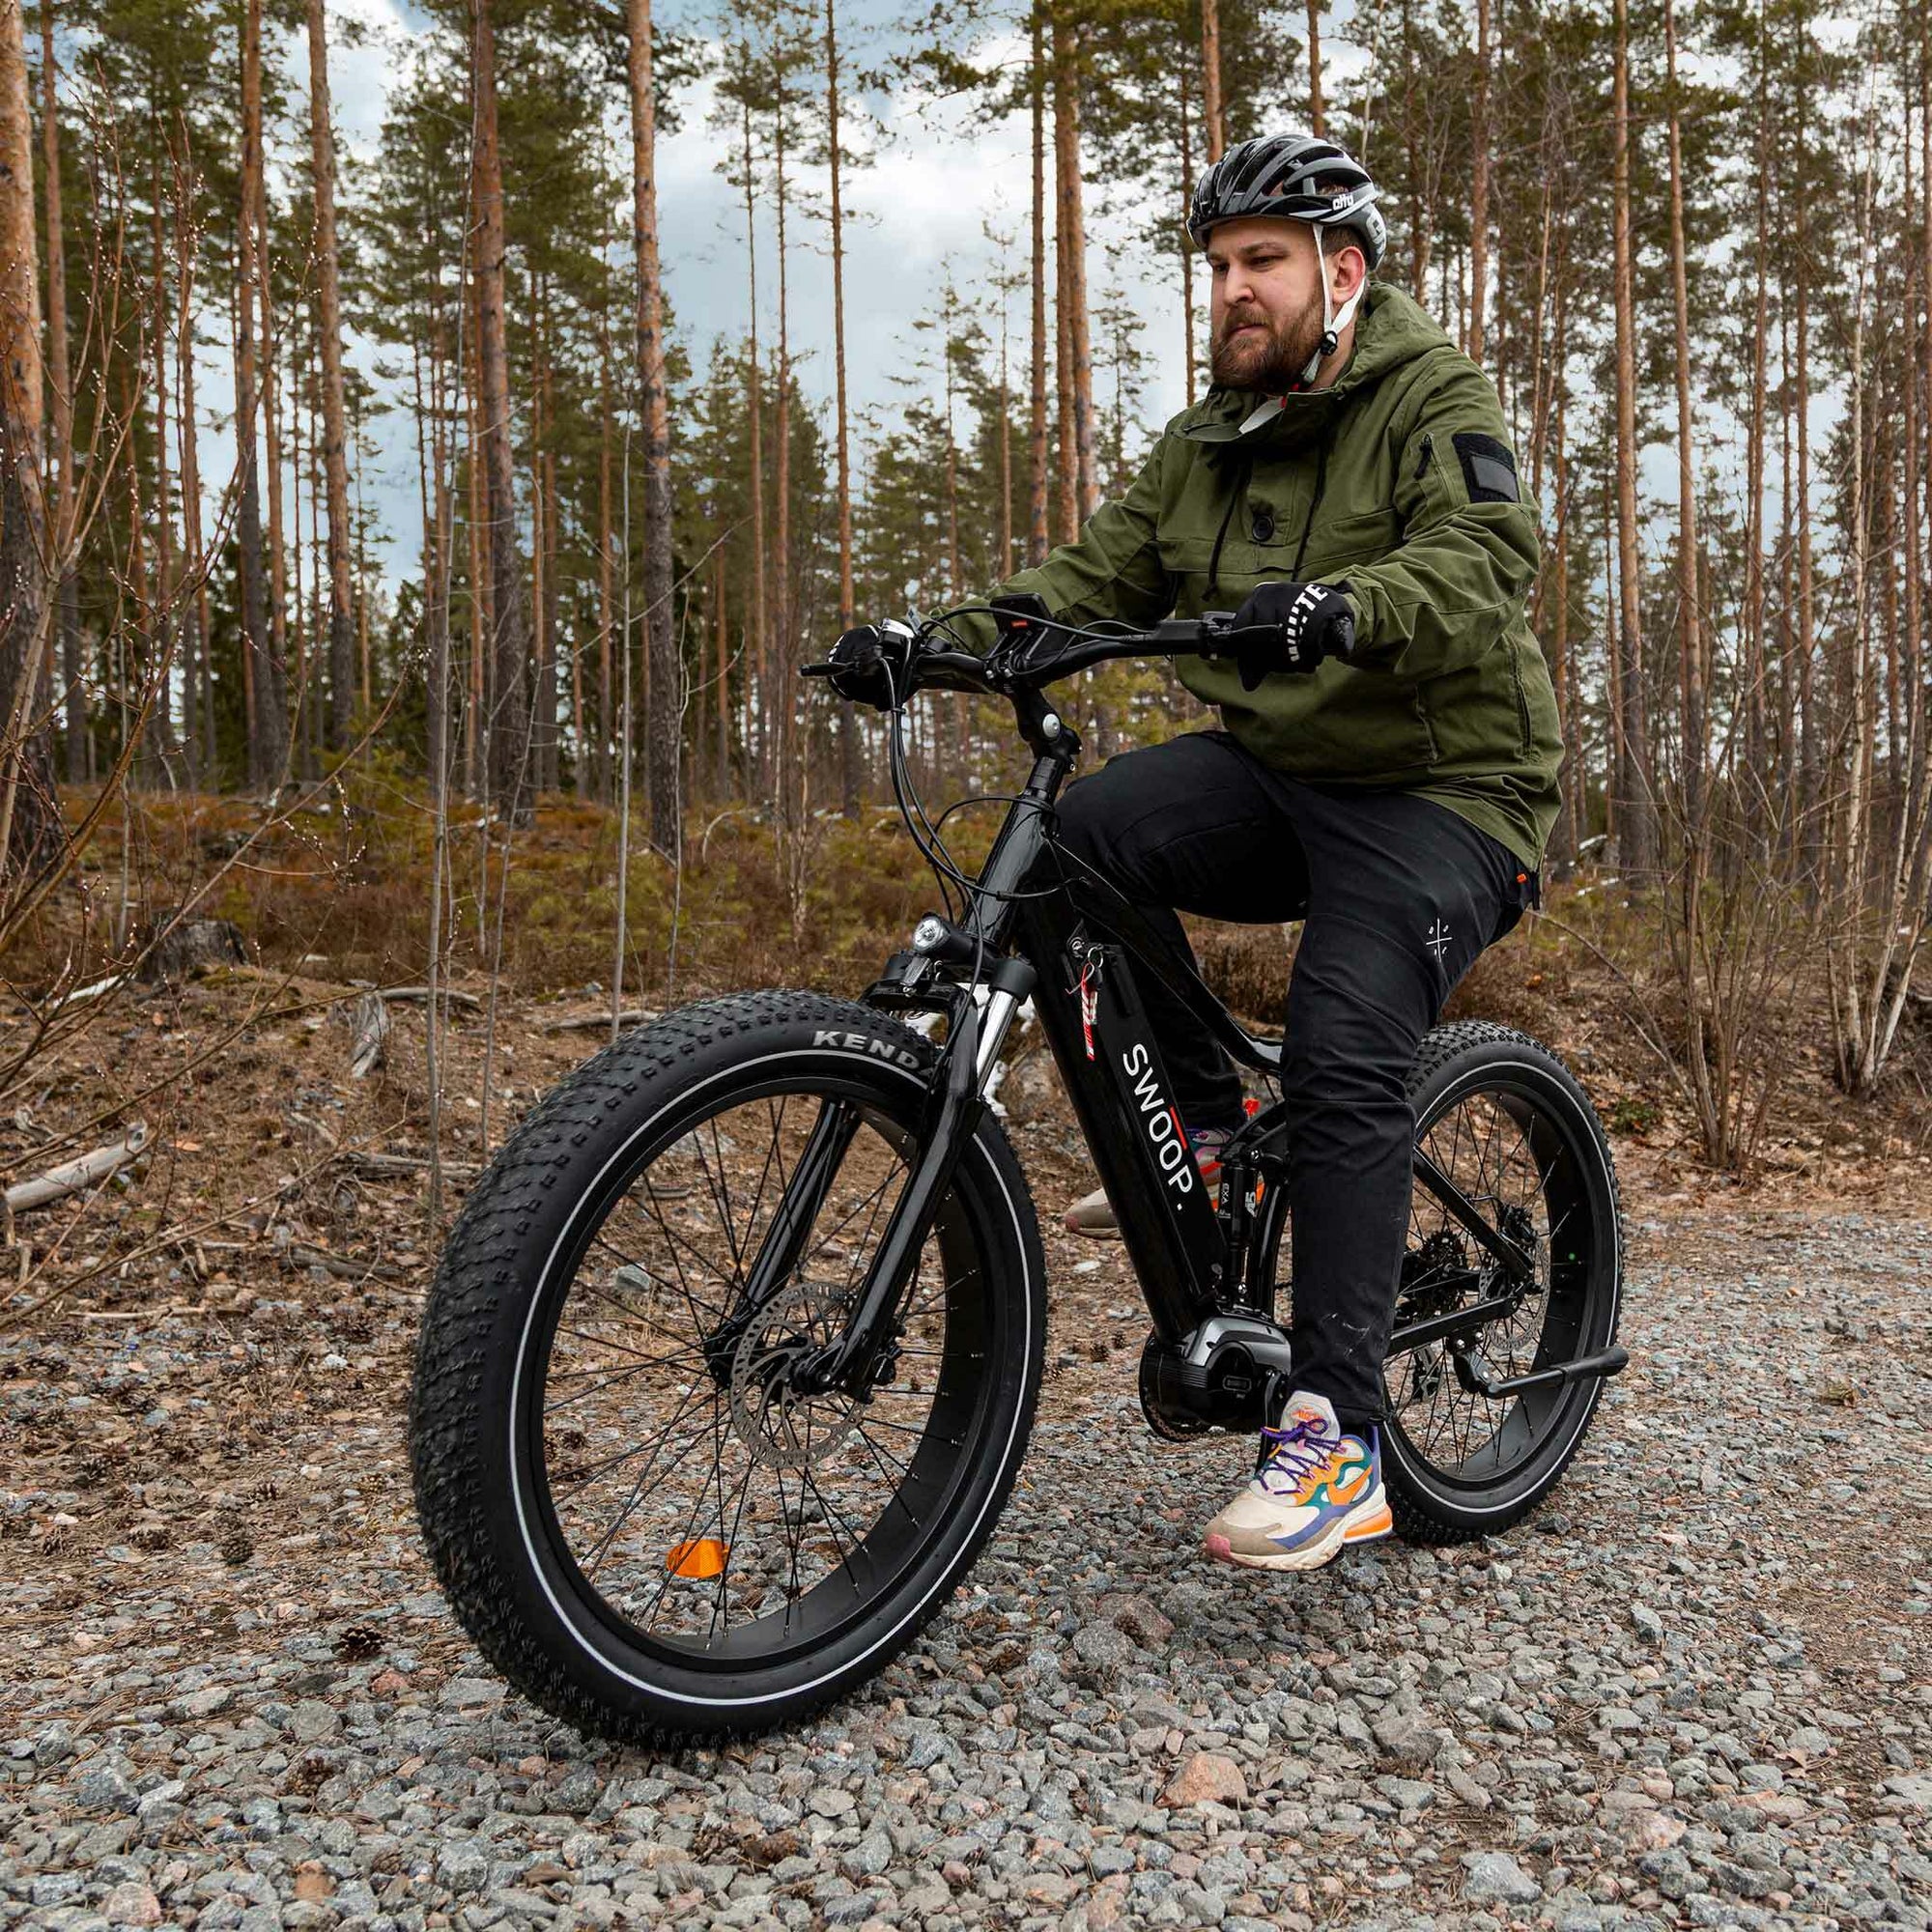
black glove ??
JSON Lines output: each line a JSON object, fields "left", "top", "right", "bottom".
{"left": 825, "top": 625, "right": 898, "bottom": 710}
{"left": 1230, "top": 581, "right": 1356, "bottom": 688}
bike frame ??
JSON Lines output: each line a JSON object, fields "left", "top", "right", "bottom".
{"left": 769, "top": 629, "right": 1610, "bottom": 1425}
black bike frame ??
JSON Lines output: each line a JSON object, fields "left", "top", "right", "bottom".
{"left": 775, "top": 640, "right": 1579, "bottom": 1409}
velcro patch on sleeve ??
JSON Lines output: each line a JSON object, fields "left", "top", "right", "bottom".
{"left": 1452, "top": 431, "right": 1521, "bottom": 505}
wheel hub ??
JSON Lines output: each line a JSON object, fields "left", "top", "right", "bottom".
{"left": 725, "top": 1279, "right": 867, "bottom": 1470}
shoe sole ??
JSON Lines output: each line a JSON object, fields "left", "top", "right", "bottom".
{"left": 1203, "top": 1499, "right": 1394, "bottom": 1573}
{"left": 1065, "top": 1163, "right": 1222, "bottom": 1240}
{"left": 1064, "top": 1217, "right": 1122, "bottom": 1239}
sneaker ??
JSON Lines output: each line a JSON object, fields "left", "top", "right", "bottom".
{"left": 1062, "top": 1124, "right": 1232, "bottom": 1238}
{"left": 1202, "top": 1389, "right": 1393, "bottom": 1571}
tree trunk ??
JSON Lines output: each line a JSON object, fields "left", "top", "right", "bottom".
{"left": 472, "top": 0, "right": 530, "bottom": 823}
{"left": 1663, "top": 0, "right": 1702, "bottom": 838}
{"left": 1467, "top": 0, "right": 1490, "bottom": 366}
{"left": 0, "top": 0, "right": 54, "bottom": 883}
{"left": 773, "top": 79, "right": 794, "bottom": 820}
{"left": 826, "top": 0, "right": 857, "bottom": 812}
{"left": 740, "top": 83, "right": 767, "bottom": 788}
{"left": 1550, "top": 304, "right": 1577, "bottom": 868}
{"left": 1742, "top": 0, "right": 1771, "bottom": 852}
{"left": 1053, "top": 13, "right": 1095, "bottom": 523}
{"left": 1305, "top": 0, "right": 1324, "bottom": 136}
{"left": 529, "top": 276, "right": 554, "bottom": 793}
{"left": 1179, "top": 65, "right": 1196, "bottom": 401}
{"left": 596, "top": 285, "right": 613, "bottom": 803}
{"left": 1609, "top": 0, "right": 1654, "bottom": 872}
{"left": 305, "top": 0, "right": 356, "bottom": 751}
{"left": 464, "top": 292, "right": 487, "bottom": 800}
{"left": 176, "top": 140, "right": 213, "bottom": 787}
{"left": 1201, "top": 0, "right": 1225, "bottom": 161}
{"left": 627, "top": 0, "right": 676, "bottom": 849}
{"left": 146, "top": 170, "right": 180, "bottom": 780}
{"left": 38, "top": 4, "right": 79, "bottom": 787}
{"left": 237, "top": 0, "right": 284, "bottom": 791}
{"left": 1027, "top": 15, "right": 1048, "bottom": 565}
{"left": 256, "top": 60, "right": 290, "bottom": 764}
{"left": 1793, "top": 6, "right": 1817, "bottom": 873}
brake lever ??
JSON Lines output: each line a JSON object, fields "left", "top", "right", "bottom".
{"left": 1194, "top": 618, "right": 1292, "bottom": 692}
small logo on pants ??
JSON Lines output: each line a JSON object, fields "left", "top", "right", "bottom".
{"left": 1426, "top": 918, "right": 1451, "bottom": 961}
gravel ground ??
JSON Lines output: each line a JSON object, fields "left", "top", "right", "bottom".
{"left": 4, "top": 1197, "right": 1928, "bottom": 1932}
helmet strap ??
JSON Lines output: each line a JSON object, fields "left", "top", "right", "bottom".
{"left": 1300, "top": 225, "right": 1364, "bottom": 387}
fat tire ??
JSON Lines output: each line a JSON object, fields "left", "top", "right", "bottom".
{"left": 1380, "top": 1020, "right": 1624, "bottom": 1546}
{"left": 409, "top": 991, "right": 1046, "bottom": 1746}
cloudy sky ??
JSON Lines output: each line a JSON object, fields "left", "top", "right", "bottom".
{"left": 285, "top": 0, "right": 1381, "bottom": 587}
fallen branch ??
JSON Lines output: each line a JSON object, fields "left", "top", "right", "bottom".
{"left": 339, "top": 1150, "right": 481, "bottom": 1181}
{"left": 379, "top": 984, "right": 482, "bottom": 1009}
{"left": 541, "top": 1008, "right": 660, "bottom": 1034}
{"left": 285, "top": 1241, "right": 409, "bottom": 1285}
{"left": 6, "top": 1122, "right": 151, "bottom": 1214}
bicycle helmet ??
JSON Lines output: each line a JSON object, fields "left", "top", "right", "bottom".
{"left": 1188, "top": 132, "right": 1387, "bottom": 270}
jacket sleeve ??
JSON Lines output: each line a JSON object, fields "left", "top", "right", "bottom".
{"left": 951, "top": 439, "right": 1174, "bottom": 653}
{"left": 1337, "top": 360, "right": 1540, "bottom": 680}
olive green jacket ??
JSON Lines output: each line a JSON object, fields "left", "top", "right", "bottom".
{"left": 964, "top": 283, "right": 1562, "bottom": 870}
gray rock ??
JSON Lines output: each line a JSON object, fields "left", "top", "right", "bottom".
{"left": 1371, "top": 1712, "right": 1443, "bottom": 1767}
{"left": 72, "top": 1762, "right": 139, "bottom": 1813}
{"left": 287, "top": 1699, "right": 339, "bottom": 1744}
{"left": 1462, "top": 1852, "right": 1543, "bottom": 1906}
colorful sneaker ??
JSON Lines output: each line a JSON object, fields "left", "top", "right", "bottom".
{"left": 1202, "top": 1389, "right": 1393, "bottom": 1571}
{"left": 1062, "top": 1124, "right": 1232, "bottom": 1238}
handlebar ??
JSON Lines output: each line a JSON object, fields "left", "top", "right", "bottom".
{"left": 801, "top": 610, "right": 1292, "bottom": 701}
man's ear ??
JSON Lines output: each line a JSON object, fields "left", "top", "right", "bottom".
{"left": 1327, "top": 237, "right": 1367, "bottom": 305}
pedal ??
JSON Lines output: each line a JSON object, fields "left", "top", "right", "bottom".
{"left": 1452, "top": 1343, "right": 1630, "bottom": 1400}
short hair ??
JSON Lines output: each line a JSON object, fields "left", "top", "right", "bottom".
{"left": 1317, "top": 222, "right": 1368, "bottom": 270}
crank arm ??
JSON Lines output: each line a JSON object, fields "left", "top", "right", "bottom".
{"left": 1411, "top": 1150, "right": 1538, "bottom": 1280}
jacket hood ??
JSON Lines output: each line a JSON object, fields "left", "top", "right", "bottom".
{"left": 1175, "top": 284, "right": 1453, "bottom": 449}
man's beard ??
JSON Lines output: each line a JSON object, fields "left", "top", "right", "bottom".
{"left": 1209, "top": 299, "right": 1325, "bottom": 392}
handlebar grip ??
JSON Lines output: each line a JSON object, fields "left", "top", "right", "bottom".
{"left": 800, "top": 661, "right": 837, "bottom": 678}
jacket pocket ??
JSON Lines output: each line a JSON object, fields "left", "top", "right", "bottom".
{"left": 1295, "top": 507, "right": 1402, "bottom": 582}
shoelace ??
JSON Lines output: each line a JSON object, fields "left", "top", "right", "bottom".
{"left": 1254, "top": 1412, "right": 1342, "bottom": 1492}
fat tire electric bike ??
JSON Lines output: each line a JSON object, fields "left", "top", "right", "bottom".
{"left": 410, "top": 602, "right": 1626, "bottom": 1746}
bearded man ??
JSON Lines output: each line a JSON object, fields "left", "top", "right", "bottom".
{"left": 961, "top": 133, "right": 1563, "bottom": 1571}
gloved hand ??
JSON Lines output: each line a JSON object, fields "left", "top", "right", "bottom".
{"left": 825, "top": 625, "right": 898, "bottom": 710}
{"left": 1230, "top": 581, "right": 1356, "bottom": 684}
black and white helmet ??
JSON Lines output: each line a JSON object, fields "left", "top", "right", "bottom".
{"left": 1188, "top": 132, "right": 1387, "bottom": 270}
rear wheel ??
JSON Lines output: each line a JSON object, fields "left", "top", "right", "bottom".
{"left": 410, "top": 992, "right": 1045, "bottom": 1745}
{"left": 1378, "top": 1021, "right": 1624, "bottom": 1541}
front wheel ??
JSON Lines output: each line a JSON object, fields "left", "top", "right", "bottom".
{"left": 409, "top": 992, "right": 1046, "bottom": 1746}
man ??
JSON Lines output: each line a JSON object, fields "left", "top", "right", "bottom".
{"left": 832, "top": 134, "right": 1562, "bottom": 1573}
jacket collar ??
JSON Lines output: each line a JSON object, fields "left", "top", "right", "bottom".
{"left": 1176, "top": 283, "right": 1446, "bottom": 450}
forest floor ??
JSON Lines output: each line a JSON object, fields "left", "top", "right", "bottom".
{"left": 1, "top": 895, "right": 1930, "bottom": 1929}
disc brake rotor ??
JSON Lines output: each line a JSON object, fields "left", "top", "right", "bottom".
{"left": 725, "top": 1279, "right": 866, "bottom": 1470}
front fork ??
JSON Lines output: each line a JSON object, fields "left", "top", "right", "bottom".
{"left": 706, "top": 958, "right": 1035, "bottom": 1399}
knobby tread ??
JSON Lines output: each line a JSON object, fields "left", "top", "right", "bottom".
{"left": 409, "top": 991, "right": 1042, "bottom": 1747}
{"left": 1384, "top": 1020, "right": 1626, "bottom": 1548}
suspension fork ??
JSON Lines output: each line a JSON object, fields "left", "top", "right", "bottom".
{"left": 790, "top": 957, "right": 1037, "bottom": 1395}
{"left": 701, "top": 1095, "right": 866, "bottom": 1374}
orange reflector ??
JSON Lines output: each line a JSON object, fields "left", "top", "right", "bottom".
{"left": 666, "top": 1538, "right": 726, "bottom": 1579}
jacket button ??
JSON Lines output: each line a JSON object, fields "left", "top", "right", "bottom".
{"left": 1250, "top": 509, "right": 1276, "bottom": 544}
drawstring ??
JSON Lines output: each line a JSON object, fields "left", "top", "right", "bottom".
{"left": 1206, "top": 448, "right": 1254, "bottom": 605}
{"left": 1289, "top": 424, "right": 1335, "bottom": 582}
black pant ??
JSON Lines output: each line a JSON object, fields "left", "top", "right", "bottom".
{"left": 1051, "top": 731, "right": 1536, "bottom": 1432}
